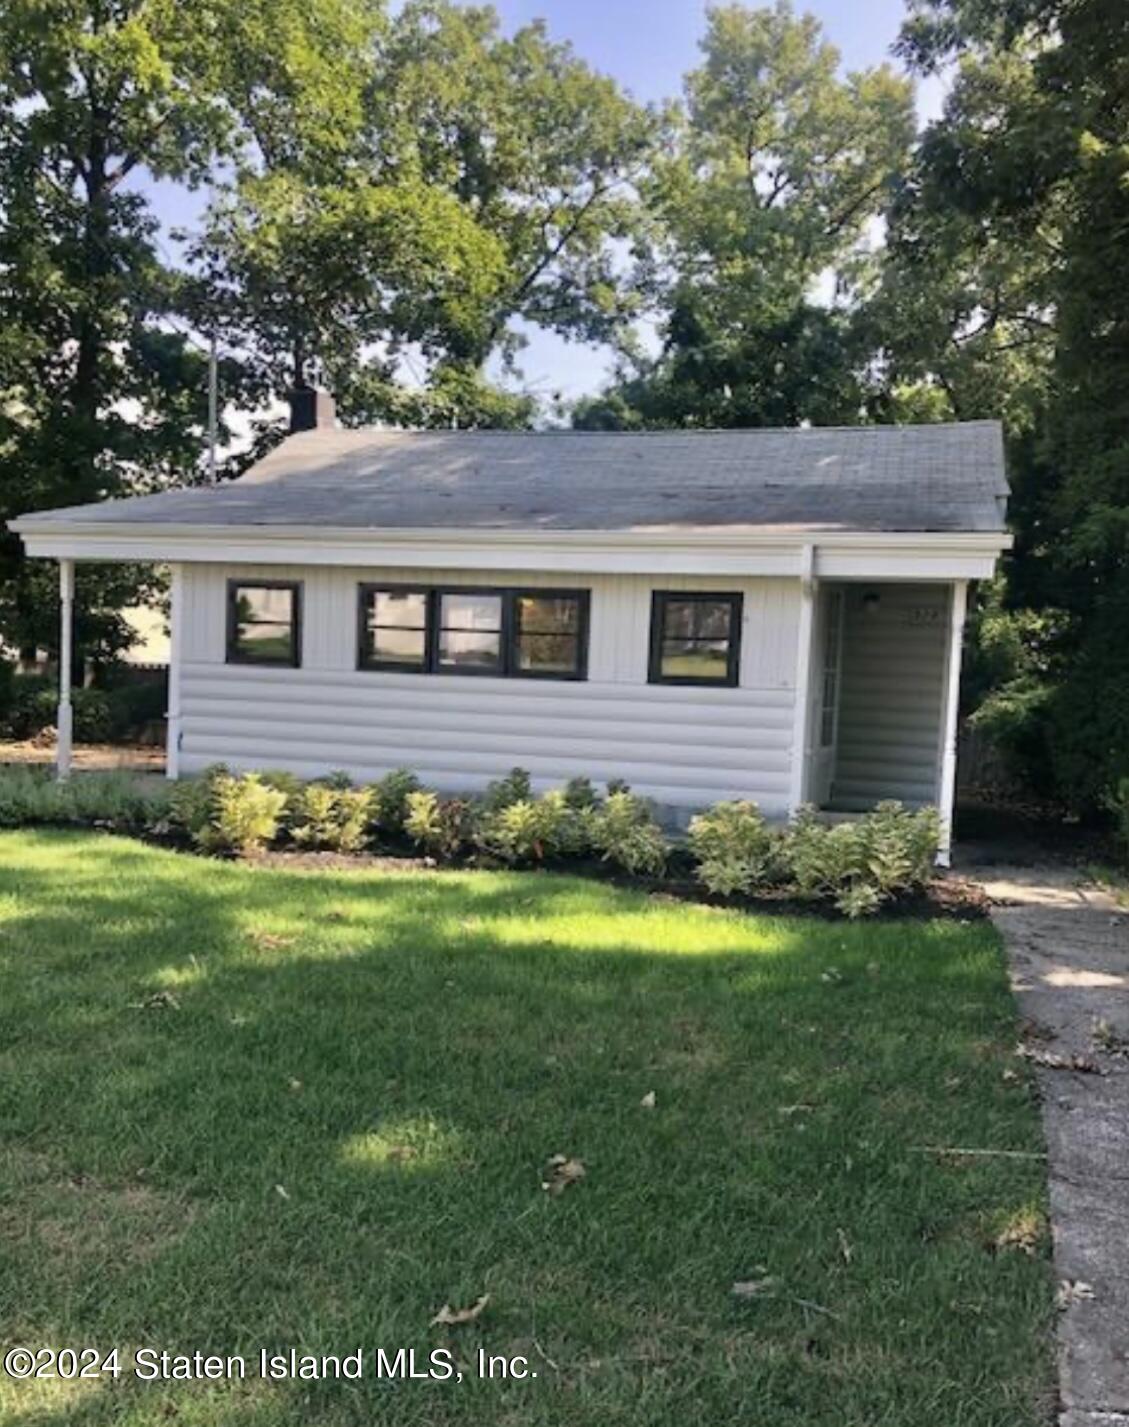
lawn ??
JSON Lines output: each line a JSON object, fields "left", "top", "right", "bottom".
{"left": 0, "top": 830, "right": 1053, "bottom": 1426}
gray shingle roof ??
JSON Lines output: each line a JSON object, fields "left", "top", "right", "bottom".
{"left": 15, "top": 422, "right": 1009, "bottom": 535}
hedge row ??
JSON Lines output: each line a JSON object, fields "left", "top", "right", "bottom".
{"left": 0, "top": 763, "right": 941, "bottom": 918}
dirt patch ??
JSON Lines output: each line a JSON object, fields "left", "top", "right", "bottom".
{"left": 0, "top": 740, "right": 164, "bottom": 772}
{"left": 0, "top": 1146, "right": 196, "bottom": 1268}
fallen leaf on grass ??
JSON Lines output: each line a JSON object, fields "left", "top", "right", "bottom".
{"left": 274, "top": 1184, "right": 290, "bottom": 1201}
{"left": 1056, "top": 1279, "right": 1095, "bottom": 1308}
{"left": 249, "top": 932, "right": 296, "bottom": 952}
{"left": 128, "top": 991, "right": 180, "bottom": 1011}
{"left": 430, "top": 1294, "right": 489, "bottom": 1328}
{"left": 994, "top": 1212, "right": 1044, "bottom": 1257}
{"left": 541, "top": 1154, "right": 586, "bottom": 1196}
{"left": 287, "top": 1077, "right": 303, "bottom": 1093}
{"left": 837, "top": 1228, "right": 854, "bottom": 1264}
{"left": 731, "top": 1277, "right": 778, "bottom": 1298}
{"left": 777, "top": 1103, "right": 814, "bottom": 1117}
{"left": 820, "top": 968, "right": 844, "bottom": 984}
{"left": 640, "top": 1090, "right": 656, "bottom": 1110}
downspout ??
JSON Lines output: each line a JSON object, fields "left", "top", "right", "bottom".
{"left": 165, "top": 563, "right": 183, "bottom": 780}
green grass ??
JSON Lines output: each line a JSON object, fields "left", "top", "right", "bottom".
{"left": 0, "top": 830, "right": 1053, "bottom": 1426}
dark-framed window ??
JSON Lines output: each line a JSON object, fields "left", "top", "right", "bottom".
{"left": 358, "top": 585, "right": 430, "bottom": 672}
{"left": 648, "top": 591, "right": 742, "bottom": 687}
{"left": 512, "top": 591, "right": 589, "bottom": 680}
{"left": 356, "top": 585, "right": 589, "bottom": 681}
{"left": 437, "top": 590, "right": 505, "bottom": 675}
{"left": 226, "top": 580, "right": 302, "bottom": 667}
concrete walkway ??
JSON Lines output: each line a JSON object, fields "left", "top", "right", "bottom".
{"left": 964, "top": 854, "right": 1129, "bottom": 1426}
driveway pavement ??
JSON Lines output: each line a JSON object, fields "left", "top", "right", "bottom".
{"left": 962, "top": 853, "right": 1129, "bottom": 1426}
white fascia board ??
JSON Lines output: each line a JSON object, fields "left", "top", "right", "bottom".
{"left": 13, "top": 522, "right": 1012, "bottom": 579}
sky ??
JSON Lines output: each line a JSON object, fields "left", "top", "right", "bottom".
{"left": 138, "top": 0, "right": 947, "bottom": 409}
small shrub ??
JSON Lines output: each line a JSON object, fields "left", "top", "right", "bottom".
{"left": 782, "top": 802, "right": 939, "bottom": 917}
{"left": 562, "top": 776, "right": 600, "bottom": 811}
{"left": 0, "top": 767, "right": 171, "bottom": 830}
{"left": 258, "top": 770, "right": 304, "bottom": 830}
{"left": 404, "top": 790, "right": 474, "bottom": 860}
{"left": 473, "top": 788, "right": 593, "bottom": 865}
{"left": 104, "top": 677, "right": 168, "bottom": 741}
{"left": 72, "top": 688, "right": 112, "bottom": 742}
{"left": 590, "top": 790, "right": 667, "bottom": 877}
{"left": 371, "top": 768, "right": 422, "bottom": 840}
{"left": 688, "top": 800, "right": 779, "bottom": 896}
{"left": 3, "top": 676, "right": 56, "bottom": 739}
{"left": 167, "top": 764, "right": 230, "bottom": 840}
{"left": 542, "top": 789, "right": 597, "bottom": 858}
{"left": 199, "top": 772, "right": 287, "bottom": 856}
{"left": 291, "top": 783, "right": 373, "bottom": 853}
{"left": 482, "top": 767, "right": 533, "bottom": 813}
{"left": 862, "top": 801, "right": 941, "bottom": 898}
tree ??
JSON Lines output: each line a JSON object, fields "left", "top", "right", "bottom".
{"left": 575, "top": 2, "right": 915, "bottom": 429}
{"left": 0, "top": 0, "right": 370, "bottom": 661}
{"left": 891, "top": 0, "right": 1129, "bottom": 810}
{"left": 193, "top": 0, "right": 659, "bottom": 428}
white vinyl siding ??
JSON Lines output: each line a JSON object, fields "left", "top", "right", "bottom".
{"left": 178, "top": 564, "right": 801, "bottom": 813}
{"left": 830, "top": 582, "right": 948, "bottom": 810}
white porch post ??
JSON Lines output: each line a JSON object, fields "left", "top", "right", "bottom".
{"left": 165, "top": 563, "right": 183, "bottom": 779}
{"left": 936, "top": 579, "right": 969, "bottom": 867}
{"left": 788, "top": 543, "right": 817, "bottom": 815}
{"left": 56, "top": 558, "right": 74, "bottom": 780}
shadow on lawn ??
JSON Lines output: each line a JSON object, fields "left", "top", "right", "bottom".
{"left": 0, "top": 832, "right": 1051, "bottom": 1427}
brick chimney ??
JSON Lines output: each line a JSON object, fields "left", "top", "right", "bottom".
{"left": 288, "top": 386, "right": 336, "bottom": 433}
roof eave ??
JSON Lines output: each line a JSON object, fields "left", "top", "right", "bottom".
{"left": 10, "top": 519, "right": 1012, "bottom": 581}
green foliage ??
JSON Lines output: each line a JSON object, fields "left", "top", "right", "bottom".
{"left": 371, "top": 768, "right": 423, "bottom": 841}
{"left": 590, "top": 791, "right": 668, "bottom": 878}
{"left": 1, "top": 677, "right": 55, "bottom": 740}
{"left": 688, "top": 800, "right": 779, "bottom": 896}
{"left": 0, "top": 0, "right": 276, "bottom": 660}
{"left": 291, "top": 783, "right": 374, "bottom": 853}
{"left": 403, "top": 790, "right": 475, "bottom": 860}
{"left": 258, "top": 770, "right": 306, "bottom": 826}
{"left": 882, "top": 0, "right": 1129, "bottom": 818}
{"left": 1044, "top": 586, "right": 1129, "bottom": 812}
{"left": 200, "top": 773, "right": 288, "bottom": 857}
{"left": 562, "top": 776, "right": 600, "bottom": 811}
{"left": 474, "top": 788, "right": 594, "bottom": 865}
{"left": 481, "top": 767, "right": 534, "bottom": 813}
{"left": 1105, "top": 779, "right": 1129, "bottom": 866}
{"left": 168, "top": 765, "right": 231, "bottom": 842}
{"left": 0, "top": 675, "right": 117, "bottom": 743}
{"left": 575, "top": 2, "right": 914, "bottom": 430}
{"left": 192, "top": 0, "right": 657, "bottom": 424}
{"left": 782, "top": 803, "right": 940, "bottom": 918}
{"left": 0, "top": 768, "right": 172, "bottom": 831}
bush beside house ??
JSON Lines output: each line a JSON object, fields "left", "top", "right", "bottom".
{"left": 0, "top": 762, "right": 942, "bottom": 918}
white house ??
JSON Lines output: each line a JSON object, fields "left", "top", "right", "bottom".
{"left": 10, "top": 396, "right": 1011, "bottom": 862}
